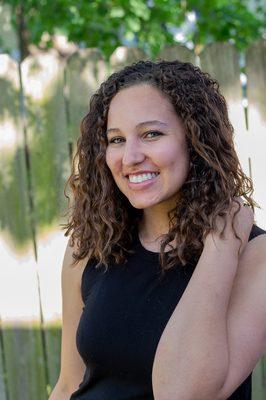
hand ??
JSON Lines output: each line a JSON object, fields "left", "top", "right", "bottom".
{"left": 205, "top": 197, "right": 254, "bottom": 257}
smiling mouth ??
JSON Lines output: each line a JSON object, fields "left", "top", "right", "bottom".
{"left": 127, "top": 172, "right": 160, "bottom": 184}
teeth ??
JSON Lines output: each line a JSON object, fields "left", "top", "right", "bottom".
{"left": 128, "top": 172, "right": 159, "bottom": 183}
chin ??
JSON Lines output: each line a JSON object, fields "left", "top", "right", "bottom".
{"left": 128, "top": 197, "right": 161, "bottom": 210}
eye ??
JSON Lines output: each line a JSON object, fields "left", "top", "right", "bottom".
{"left": 107, "top": 131, "right": 162, "bottom": 145}
{"left": 144, "top": 130, "right": 162, "bottom": 139}
{"left": 108, "top": 137, "right": 125, "bottom": 144}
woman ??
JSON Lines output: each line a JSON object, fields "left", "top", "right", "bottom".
{"left": 49, "top": 60, "right": 266, "bottom": 400}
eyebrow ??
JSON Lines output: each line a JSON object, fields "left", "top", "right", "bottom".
{"left": 106, "top": 120, "right": 168, "bottom": 136}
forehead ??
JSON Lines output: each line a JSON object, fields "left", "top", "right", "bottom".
{"left": 107, "top": 84, "right": 176, "bottom": 126}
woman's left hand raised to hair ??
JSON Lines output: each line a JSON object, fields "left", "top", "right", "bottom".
{"left": 204, "top": 197, "right": 255, "bottom": 258}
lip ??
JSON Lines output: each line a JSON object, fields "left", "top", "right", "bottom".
{"left": 126, "top": 173, "right": 160, "bottom": 191}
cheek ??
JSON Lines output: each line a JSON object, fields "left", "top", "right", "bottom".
{"left": 161, "top": 145, "right": 190, "bottom": 177}
{"left": 150, "top": 146, "right": 172, "bottom": 167}
{"left": 155, "top": 145, "right": 188, "bottom": 168}
{"left": 105, "top": 149, "right": 120, "bottom": 175}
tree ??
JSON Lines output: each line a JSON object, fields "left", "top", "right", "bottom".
{"left": 1, "top": 0, "right": 265, "bottom": 60}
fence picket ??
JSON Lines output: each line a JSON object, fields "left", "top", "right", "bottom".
{"left": 65, "top": 48, "right": 107, "bottom": 150}
{"left": 0, "top": 54, "right": 47, "bottom": 400}
{"left": 110, "top": 46, "right": 148, "bottom": 73}
{"left": 246, "top": 40, "right": 266, "bottom": 229}
{"left": 199, "top": 43, "right": 251, "bottom": 182}
{"left": 158, "top": 44, "right": 195, "bottom": 63}
{"left": 21, "top": 50, "right": 70, "bottom": 394}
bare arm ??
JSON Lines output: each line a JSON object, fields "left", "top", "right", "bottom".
{"left": 151, "top": 199, "right": 264, "bottom": 400}
{"left": 48, "top": 238, "right": 88, "bottom": 399}
{"left": 152, "top": 232, "right": 238, "bottom": 400}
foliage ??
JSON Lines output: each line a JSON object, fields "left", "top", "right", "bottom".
{"left": 1, "top": 0, "right": 265, "bottom": 59}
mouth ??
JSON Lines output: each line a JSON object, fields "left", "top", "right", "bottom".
{"left": 126, "top": 172, "right": 160, "bottom": 190}
{"left": 126, "top": 172, "right": 160, "bottom": 182}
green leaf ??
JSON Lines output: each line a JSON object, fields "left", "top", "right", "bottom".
{"left": 109, "top": 7, "right": 125, "bottom": 18}
{"left": 126, "top": 15, "right": 141, "bottom": 32}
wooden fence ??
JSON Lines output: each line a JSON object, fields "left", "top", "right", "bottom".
{"left": 0, "top": 41, "right": 265, "bottom": 399}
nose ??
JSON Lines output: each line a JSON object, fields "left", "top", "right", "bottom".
{"left": 122, "top": 139, "right": 145, "bottom": 167}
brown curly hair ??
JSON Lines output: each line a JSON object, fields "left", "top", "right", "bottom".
{"left": 62, "top": 59, "right": 259, "bottom": 275}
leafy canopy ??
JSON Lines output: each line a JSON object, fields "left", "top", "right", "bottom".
{"left": 2, "top": 0, "right": 266, "bottom": 59}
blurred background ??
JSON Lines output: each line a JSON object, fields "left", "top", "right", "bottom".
{"left": 0, "top": 1, "right": 265, "bottom": 399}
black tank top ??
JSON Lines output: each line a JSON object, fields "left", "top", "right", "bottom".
{"left": 70, "top": 224, "right": 266, "bottom": 400}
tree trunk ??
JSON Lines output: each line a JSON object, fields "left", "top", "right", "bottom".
{"left": 16, "top": 3, "right": 30, "bottom": 61}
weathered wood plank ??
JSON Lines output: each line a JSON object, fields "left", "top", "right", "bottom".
{"left": 199, "top": 43, "right": 250, "bottom": 183}
{"left": 65, "top": 48, "right": 107, "bottom": 147}
{"left": 0, "top": 241, "right": 47, "bottom": 400}
{"left": 253, "top": 359, "right": 265, "bottom": 400}
{"left": 21, "top": 50, "right": 70, "bottom": 394}
{"left": 246, "top": 40, "right": 266, "bottom": 229}
{"left": 21, "top": 50, "right": 70, "bottom": 227}
{"left": 0, "top": 54, "right": 47, "bottom": 400}
{"left": 158, "top": 44, "right": 195, "bottom": 64}
{"left": 246, "top": 41, "right": 266, "bottom": 396}
{"left": 36, "top": 230, "right": 68, "bottom": 394}
{"left": 0, "top": 325, "right": 7, "bottom": 400}
{"left": 110, "top": 46, "right": 148, "bottom": 73}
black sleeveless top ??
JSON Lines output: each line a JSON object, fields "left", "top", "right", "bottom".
{"left": 70, "top": 224, "right": 266, "bottom": 400}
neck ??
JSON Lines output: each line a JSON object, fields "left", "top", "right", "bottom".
{"left": 138, "top": 208, "right": 171, "bottom": 243}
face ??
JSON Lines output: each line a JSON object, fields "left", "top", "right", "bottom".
{"left": 105, "top": 83, "right": 190, "bottom": 211}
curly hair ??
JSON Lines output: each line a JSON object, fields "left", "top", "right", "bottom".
{"left": 62, "top": 59, "right": 259, "bottom": 275}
